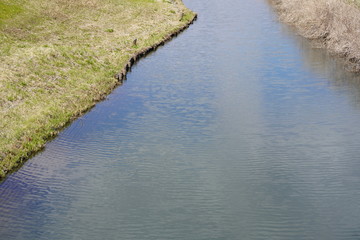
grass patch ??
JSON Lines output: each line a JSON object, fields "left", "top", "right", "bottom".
{"left": 350, "top": 0, "right": 360, "bottom": 7}
{"left": 0, "top": 0, "right": 196, "bottom": 178}
{"left": 0, "top": 1, "right": 22, "bottom": 25}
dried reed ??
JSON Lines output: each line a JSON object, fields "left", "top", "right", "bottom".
{"left": 270, "top": 0, "right": 360, "bottom": 71}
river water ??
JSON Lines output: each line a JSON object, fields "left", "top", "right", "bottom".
{"left": 1, "top": 0, "right": 360, "bottom": 239}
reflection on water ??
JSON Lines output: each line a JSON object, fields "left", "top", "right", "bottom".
{"left": 1, "top": 0, "right": 360, "bottom": 239}
{"left": 297, "top": 37, "right": 360, "bottom": 109}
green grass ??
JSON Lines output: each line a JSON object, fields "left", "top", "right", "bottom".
{"left": 350, "top": 0, "right": 360, "bottom": 7}
{"left": 0, "top": 0, "right": 196, "bottom": 178}
{"left": 0, "top": 2, "right": 22, "bottom": 25}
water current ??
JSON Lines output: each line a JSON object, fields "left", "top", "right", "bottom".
{"left": 1, "top": 0, "right": 360, "bottom": 239}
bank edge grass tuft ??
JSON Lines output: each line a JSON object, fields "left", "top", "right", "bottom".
{"left": 270, "top": 0, "right": 360, "bottom": 72}
{"left": 0, "top": 0, "right": 196, "bottom": 178}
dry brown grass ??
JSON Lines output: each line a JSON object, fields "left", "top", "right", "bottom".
{"left": 270, "top": 0, "right": 360, "bottom": 71}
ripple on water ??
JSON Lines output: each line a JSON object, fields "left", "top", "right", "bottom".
{"left": 1, "top": 0, "right": 360, "bottom": 239}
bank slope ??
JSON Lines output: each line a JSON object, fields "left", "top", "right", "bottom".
{"left": 0, "top": 0, "right": 196, "bottom": 179}
{"left": 270, "top": 0, "right": 360, "bottom": 71}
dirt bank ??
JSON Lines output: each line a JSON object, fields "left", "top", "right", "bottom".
{"left": 270, "top": 0, "right": 360, "bottom": 72}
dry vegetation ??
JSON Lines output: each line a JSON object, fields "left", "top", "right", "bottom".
{"left": 270, "top": 0, "right": 360, "bottom": 71}
{"left": 0, "top": 0, "right": 196, "bottom": 178}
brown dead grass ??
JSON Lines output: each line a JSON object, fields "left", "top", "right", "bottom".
{"left": 270, "top": 0, "right": 360, "bottom": 71}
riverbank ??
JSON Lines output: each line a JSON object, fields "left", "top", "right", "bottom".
{"left": 270, "top": 0, "right": 360, "bottom": 72}
{"left": 0, "top": 0, "right": 196, "bottom": 179}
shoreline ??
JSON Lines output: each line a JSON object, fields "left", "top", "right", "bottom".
{"left": 269, "top": 0, "right": 360, "bottom": 72}
{"left": 0, "top": 1, "right": 197, "bottom": 180}
{"left": 114, "top": 14, "right": 198, "bottom": 84}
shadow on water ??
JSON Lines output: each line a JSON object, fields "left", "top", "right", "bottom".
{"left": 298, "top": 39, "right": 360, "bottom": 108}
{"left": 270, "top": 10, "right": 360, "bottom": 109}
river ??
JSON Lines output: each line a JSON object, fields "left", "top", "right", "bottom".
{"left": 1, "top": 0, "right": 360, "bottom": 239}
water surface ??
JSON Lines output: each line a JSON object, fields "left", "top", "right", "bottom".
{"left": 1, "top": 0, "right": 360, "bottom": 239}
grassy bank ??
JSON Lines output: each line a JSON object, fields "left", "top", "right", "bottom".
{"left": 270, "top": 0, "right": 360, "bottom": 71}
{"left": 0, "top": 0, "right": 196, "bottom": 179}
